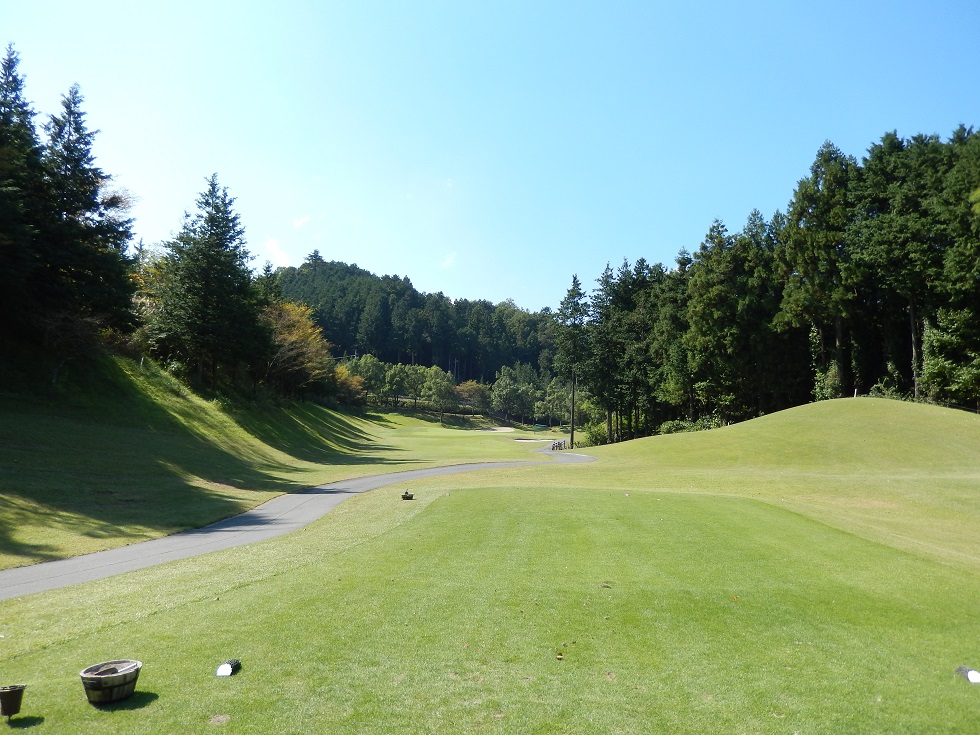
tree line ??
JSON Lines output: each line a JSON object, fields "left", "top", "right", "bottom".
{"left": 1, "top": 45, "right": 134, "bottom": 369}
{"left": 555, "top": 131, "right": 980, "bottom": 443}
{"left": 4, "top": 43, "right": 978, "bottom": 435}
{"left": 341, "top": 353, "right": 575, "bottom": 428}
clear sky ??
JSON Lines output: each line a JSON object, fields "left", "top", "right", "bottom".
{"left": 4, "top": 0, "right": 978, "bottom": 312}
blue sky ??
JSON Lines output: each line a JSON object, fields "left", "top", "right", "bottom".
{"left": 5, "top": 1, "right": 979, "bottom": 311}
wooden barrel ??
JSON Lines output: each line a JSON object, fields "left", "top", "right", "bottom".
{"left": 79, "top": 660, "right": 142, "bottom": 704}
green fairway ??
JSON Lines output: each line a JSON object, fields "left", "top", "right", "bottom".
{"left": 1, "top": 396, "right": 979, "bottom": 732}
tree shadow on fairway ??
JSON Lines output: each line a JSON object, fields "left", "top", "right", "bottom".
{"left": 0, "top": 497, "right": 66, "bottom": 564}
{"left": 397, "top": 410, "right": 501, "bottom": 430}
{"left": 229, "top": 401, "right": 408, "bottom": 465}
{"left": 361, "top": 411, "right": 397, "bottom": 426}
{"left": 0, "top": 358, "right": 412, "bottom": 567}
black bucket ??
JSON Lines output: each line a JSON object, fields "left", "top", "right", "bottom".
{"left": 0, "top": 685, "right": 26, "bottom": 721}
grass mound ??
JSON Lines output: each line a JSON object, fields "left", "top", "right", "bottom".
{"left": 568, "top": 398, "right": 980, "bottom": 567}
{"left": 612, "top": 397, "right": 980, "bottom": 473}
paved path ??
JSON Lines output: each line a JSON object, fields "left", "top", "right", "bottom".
{"left": 0, "top": 448, "right": 593, "bottom": 601}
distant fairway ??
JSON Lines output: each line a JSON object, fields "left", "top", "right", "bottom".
{"left": 1, "top": 397, "right": 978, "bottom": 733}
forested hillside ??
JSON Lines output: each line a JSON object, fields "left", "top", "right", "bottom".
{"left": 276, "top": 253, "right": 554, "bottom": 382}
{"left": 2, "top": 42, "right": 978, "bottom": 443}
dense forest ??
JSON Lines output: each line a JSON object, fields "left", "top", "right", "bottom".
{"left": 563, "top": 131, "right": 980, "bottom": 440}
{"left": 276, "top": 255, "right": 555, "bottom": 383}
{"left": 2, "top": 44, "right": 978, "bottom": 444}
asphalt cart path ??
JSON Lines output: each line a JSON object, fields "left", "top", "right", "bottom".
{"left": 0, "top": 448, "right": 594, "bottom": 601}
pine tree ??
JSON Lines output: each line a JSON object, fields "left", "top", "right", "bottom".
{"left": 34, "top": 83, "right": 134, "bottom": 337}
{"left": 150, "top": 174, "right": 265, "bottom": 388}
{"left": 0, "top": 45, "right": 43, "bottom": 337}
{"left": 555, "top": 275, "right": 588, "bottom": 446}
{"left": 778, "top": 142, "right": 859, "bottom": 398}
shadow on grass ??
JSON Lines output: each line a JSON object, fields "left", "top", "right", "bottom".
{"left": 90, "top": 691, "right": 159, "bottom": 711}
{"left": 438, "top": 415, "right": 534, "bottom": 431}
{"left": 385, "top": 409, "right": 503, "bottom": 430}
{"left": 7, "top": 715, "right": 44, "bottom": 729}
{"left": 230, "top": 401, "right": 406, "bottom": 465}
{"left": 0, "top": 507, "right": 63, "bottom": 564}
{"left": 0, "top": 356, "right": 413, "bottom": 566}
{"left": 361, "top": 411, "right": 397, "bottom": 426}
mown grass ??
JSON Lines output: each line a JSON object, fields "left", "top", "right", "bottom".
{"left": 0, "top": 356, "right": 546, "bottom": 569}
{"left": 1, "top": 385, "right": 978, "bottom": 733}
{"left": 528, "top": 397, "right": 980, "bottom": 568}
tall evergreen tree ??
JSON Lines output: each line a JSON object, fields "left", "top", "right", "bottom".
{"left": 778, "top": 142, "right": 859, "bottom": 398}
{"left": 356, "top": 285, "right": 391, "bottom": 357}
{"left": 586, "top": 260, "right": 657, "bottom": 440}
{"left": 34, "top": 83, "right": 134, "bottom": 336}
{"left": 851, "top": 132, "right": 949, "bottom": 397}
{"left": 423, "top": 292, "right": 455, "bottom": 369}
{"left": 686, "top": 220, "right": 741, "bottom": 417}
{"left": 586, "top": 264, "right": 624, "bottom": 439}
{"left": 642, "top": 252, "right": 693, "bottom": 421}
{"left": 923, "top": 128, "right": 980, "bottom": 406}
{"left": 149, "top": 174, "right": 265, "bottom": 388}
{"left": 686, "top": 212, "right": 808, "bottom": 420}
{"left": 555, "top": 275, "right": 588, "bottom": 447}
{"left": 0, "top": 45, "right": 42, "bottom": 337}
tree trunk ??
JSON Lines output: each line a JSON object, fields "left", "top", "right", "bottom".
{"left": 909, "top": 299, "right": 921, "bottom": 399}
{"left": 816, "top": 325, "right": 828, "bottom": 371}
{"left": 50, "top": 357, "right": 68, "bottom": 398}
{"left": 834, "top": 316, "right": 845, "bottom": 397}
{"left": 569, "top": 370, "right": 576, "bottom": 449}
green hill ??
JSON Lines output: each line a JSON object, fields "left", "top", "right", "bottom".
{"left": 593, "top": 398, "right": 980, "bottom": 566}
{"left": 448, "top": 397, "right": 980, "bottom": 568}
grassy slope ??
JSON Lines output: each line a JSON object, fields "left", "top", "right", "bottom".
{"left": 1, "top": 393, "right": 978, "bottom": 733}
{"left": 428, "top": 397, "right": 980, "bottom": 566}
{"left": 0, "top": 356, "right": 547, "bottom": 570}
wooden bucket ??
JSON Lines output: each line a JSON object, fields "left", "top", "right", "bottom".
{"left": 80, "top": 660, "right": 142, "bottom": 704}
